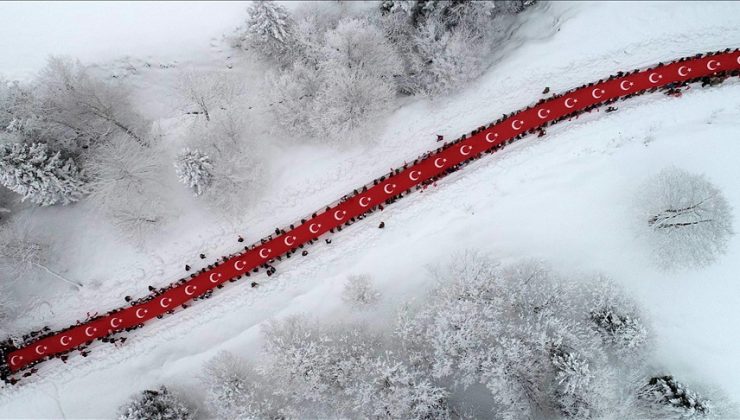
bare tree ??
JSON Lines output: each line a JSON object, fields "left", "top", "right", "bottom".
{"left": 0, "top": 220, "right": 82, "bottom": 289}
{"left": 34, "top": 56, "right": 147, "bottom": 151}
{"left": 267, "top": 61, "right": 324, "bottom": 137}
{"left": 184, "top": 114, "right": 265, "bottom": 221}
{"left": 269, "top": 16, "right": 401, "bottom": 142}
{"left": 341, "top": 274, "right": 381, "bottom": 308}
{"left": 86, "top": 137, "right": 169, "bottom": 244}
{"left": 176, "top": 70, "right": 243, "bottom": 123}
{"left": 638, "top": 167, "right": 733, "bottom": 269}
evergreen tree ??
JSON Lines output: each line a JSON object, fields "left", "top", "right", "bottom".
{"left": 244, "top": 0, "right": 298, "bottom": 65}
{"left": 590, "top": 306, "right": 647, "bottom": 353}
{"left": 550, "top": 348, "right": 596, "bottom": 419}
{"left": 117, "top": 386, "right": 193, "bottom": 420}
{"left": 0, "top": 142, "right": 87, "bottom": 206}
{"left": 174, "top": 148, "right": 213, "bottom": 196}
{"left": 638, "top": 376, "right": 711, "bottom": 418}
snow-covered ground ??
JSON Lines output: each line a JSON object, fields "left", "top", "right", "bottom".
{"left": 1, "top": 1, "right": 740, "bottom": 417}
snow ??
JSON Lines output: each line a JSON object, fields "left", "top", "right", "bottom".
{"left": 0, "top": 1, "right": 250, "bottom": 81}
{"left": 2, "top": 1, "right": 740, "bottom": 417}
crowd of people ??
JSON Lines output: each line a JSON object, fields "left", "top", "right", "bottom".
{"left": 3, "top": 48, "right": 738, "bottom": 385}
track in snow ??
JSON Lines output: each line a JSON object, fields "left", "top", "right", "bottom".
{"left": 4, "top": 49, "right": 740, "bottom": 380}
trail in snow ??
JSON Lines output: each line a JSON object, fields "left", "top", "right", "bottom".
{"left": 4, "top": 49, "right": 739, "bottom": 380}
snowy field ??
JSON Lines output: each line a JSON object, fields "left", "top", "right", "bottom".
{"left": 1, "top": 1, "right": 740, "bottom": 417}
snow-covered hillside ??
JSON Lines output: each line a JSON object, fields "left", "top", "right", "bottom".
{"left": 1, "top": 1, "right": 739, "bottom": 417}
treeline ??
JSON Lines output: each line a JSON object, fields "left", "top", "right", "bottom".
{"left": 118, "top": 253, "right": 733, "bottom": 419}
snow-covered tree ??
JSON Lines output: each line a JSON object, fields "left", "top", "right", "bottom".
{"left": 341, "top": 274, "right": 381, "bottom": 308}
{"left": 174, "top": 148, "right": 213, "bottom": 196}
{"left": 268, "top": 61, "right": 324, "bottom": 137}
{"left": 201, "top": 351, "right": 278, "bottom": 419}
{"left": 590, "top": 306, "right": 647, "bottom": 354}
{"left": 379, "top": 0, "right": 530, "bottom": 96}
{"left": 322, "top": 18, "right": 403, "bottom": 82}
{"left": 87, "top": 138, "right": 169, "bottom": 244}
{"left": 348, "top": 355, "right": 450, "bottom": 419}
{"left": 176, "top": 71, "right": 242, "bottom": 123}
{"left": 312, "top": 18, "right": 400, "bottom": 140}
{"left": 587, "top": 280, "right": 648, "bottom": 357}
{"left": 0, "top": 285, "right": 12, "bottom": 340}
{"left": 638, "top": 167, "right": 733, "bottom": 269}
{"left": 495, "top": 0, "right": 538, "bottom": 15}
{"left": 395, "top": 254, "right": 622, "bottom": 418}
{"left": 381, "top": 0, "right": 533, "bottom": 27}
{"left": 259, "top": 315, "right": 449, "bottom": 418}
{"left": 638, "top": 376, "right": 711, "bottom": 418}
{"left": 269, "top": 16, "right": 400, "bottom": 142}
{"left": 550, "top": 347, "right": 600, "bottom": 419}
{"left": 311, "top": 65, "right": 395, "bottom": 140}
{"left": 34, "top": 56, "right": 147, "bottom": 151}
{"left": 408, "top": 20, "right": 486, "bottom": 96}
{"left": 0, "top": 142, "right": 87, "bottom": 206}
{"left": 243, "top": 1, "right": 299, "bottom": 65}
{"left": 260, "top": 316, "right": 384, "bottom": 416}
{"left": 0, "top": 78, "right": 34, "bottom": 134}
{"left": 184, "top": 113, "right": 265, "bottom": 220}
{"left": 117, "top": 386, "right": 193, "bottom": 420}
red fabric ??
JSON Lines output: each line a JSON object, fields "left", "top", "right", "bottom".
{"left": 6, "top": 51, "right": 740, "bottom": 374}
